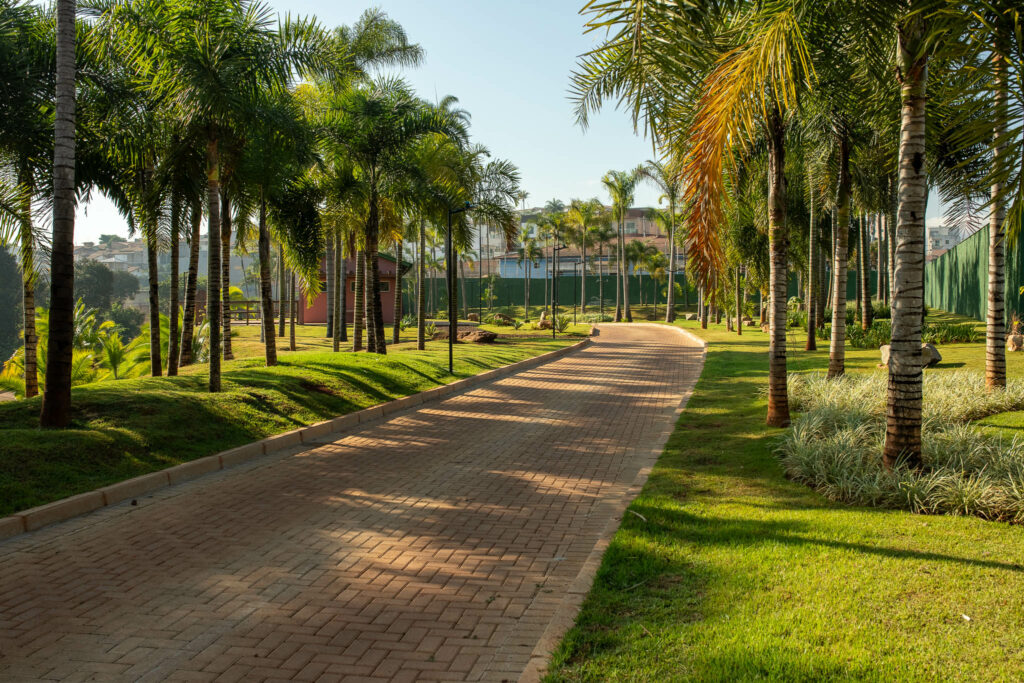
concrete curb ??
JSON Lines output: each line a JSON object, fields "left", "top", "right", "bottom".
{"left": 0, "top": 337, "right": 592, "bottom": 543}
{"left": 519, "top": 323, "right": 707, "bottom": 683}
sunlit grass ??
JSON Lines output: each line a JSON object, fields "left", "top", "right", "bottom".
{"left": 547, "top": 313, "right": 1024, "bottom": 682}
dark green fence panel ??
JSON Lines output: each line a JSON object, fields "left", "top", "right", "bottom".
{"left": 400, "top": 273, "right": 697, "bottom": 316}
{"left": 923, "top": 225, "right": 1024, "bottom": 323}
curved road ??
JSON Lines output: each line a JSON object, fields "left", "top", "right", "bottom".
{"left": 0, "top": 324, "right": 704, "bottom": 682}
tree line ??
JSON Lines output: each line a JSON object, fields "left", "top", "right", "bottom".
{"left": 574, "top": 0, "right": 1022, "bottom": 466}
{"left": 0, "top": 0, "right": 521, "bottom": 427}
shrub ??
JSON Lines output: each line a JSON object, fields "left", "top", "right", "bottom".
{"left": 512, "top": 320, "right": 523, "bottom": 330}
{"left": 554, "top": 315, "right": 572, "bottom": 333}
{"left": 779, "top": 371, "right": 1024, "bottom": 522}
{"left": 922, "top": 322, "right": 980, "bottom": 344}
{"left": 584, "top": 313, "right": 613, "bottom": 323}
{"left": 399, "top": 314, "right": 415, "bottom": 331}
{"left": 424, "top": 322, "right": 437, "bottom": 338}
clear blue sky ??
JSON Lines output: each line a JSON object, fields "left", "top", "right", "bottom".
{"left": 73, "top": 0, "right": 947, "bottom": 244}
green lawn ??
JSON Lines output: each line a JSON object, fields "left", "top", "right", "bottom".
{"left": 0, "top": 335, "right": 577, "bottom": 516}
{"left": 547, "top": 316, "right": 1024, "bottom": 682}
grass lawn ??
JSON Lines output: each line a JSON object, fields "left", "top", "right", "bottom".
{"left": 0, "top": 333, "right": 579, "bottom": 516}
{"left": 547, "top": 315, "right": 1024, "bottom": 682}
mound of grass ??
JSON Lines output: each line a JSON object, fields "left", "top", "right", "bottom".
{"left": 0, "top": 337, "right": 572, "bottom": 515}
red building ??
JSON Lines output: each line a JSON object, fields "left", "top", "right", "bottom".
{"left": 299, "top": 254, "right": 407, "bottom": 324}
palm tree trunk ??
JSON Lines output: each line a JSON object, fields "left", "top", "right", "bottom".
{"left": 986, "top": 45, "right": 1008, "bottom": 390}
{"left": 365, "top": 251, "right": 378, "bottom": 353}
{"left": 393, "top": 239, "right": 403, "bottom": 344}
{"left": 806, "top": 184, "right": 817, "bottom": 351}
{"left": 581, "top": 240, "right": 587, "bottom": 315}
{"left": 861, "top": 213, "right": 873, "bottom": 329}
{"left": 875, "top": 214, "right": 884, "bottom": 302}
{"left": 220, "top": 192, "right": 233, "bottom": 361}
{"left": 459, "top": 258, "right": 468, "bottom": 319}
{"left": 180, "top": 203, "right": 201, "bottom": 367}
{"left": 888, "top": 177, "right": 897, "bottom": 305}
{"left": 333, "top": 231, "right": 342, "bottom": 352}
{"left": 258, "top": 193, "right": 277, "bottom": 366}
{"left": 289, "top": 271, "right": 296, "bottom": 351}
{"left": 736, "top": 266, "right": 743, "bottom": 337}
{"left": 40, "top": 0, "right": 77, "bottom": 427}
{"left": 205, "top": 138, "right": 223, "bottom": 392}
{"left": 365, "top": 187, "right": 386, "bottom": 354}
{"left": 614, "top": 222, "right": 622, "bottom": 321}
{"left": 525, "top": 261, "right": 531, "bottom": 319}
{"left": 828, "top": 133, "right": 853, "bottom": 379}
{"left": 598, "top": 245, "right": 604, "bottom": 316}
{"left": 146, "top": 210, "right": 162, "bottom": 377}
{"left": 354, "top": 247, "right": 365, "bottom": 352}
{"left": 622, "top": 221, "right": 632, "bottom": 322}
{"left": 17, "top": 170, "right": 38, "bottom": 398}
{"left": 417, "top": 217, "right": 426, "bottom": 350}
{"left": 168, "top": 193, "right": 181, "bottom": 376}
{"left": 700, "top": 286, "right": 708, "bottom": 329}
{"left": 340, "top": 244, "right": 348, "bottom": 343}
{"left": 278, "top": 243, "right": 286, "bottom": 338}
{"left": 325, "top": 234, "right": 334, "bottom": 339}
{"left": 884, "top": 18, "right": 929, "bottom": 469}
{"left": 666, "top": 203, "right": 676, "bottom": 322}
{"left": 765, "top": 106, "right": 790, "bottom": 428}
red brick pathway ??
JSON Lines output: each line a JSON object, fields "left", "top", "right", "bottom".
{"left": 0, "top": 324, "right": 703, "bottom": 682}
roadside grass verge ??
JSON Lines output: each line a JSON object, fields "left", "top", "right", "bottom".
{"left": 0, "top": 337, "right": 575, "bottom": 516}
{"left": 547, "top": 320, "right": 1024, "bottom": 682}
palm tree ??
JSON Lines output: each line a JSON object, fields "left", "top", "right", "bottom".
{"left": 0, "top": 2, "right": 51, "bottom": 400}
{"left": 40, "top": 0, "right": 77, "bottom": 427}
{"left": 591, "top": 222, "right": 616, "bottom": 315}
{"left": 518, "top": 229, "right": 542, "bottom": 319}
{"left": 602, "top": 169, "right": 641, "bottom": 322}
{"left": 108, "top": 0, "right": 335, "bottom": 391}
{"left": 323, "top": 79, "right": 462, "bottom": 354}
{"left": 640, "top": 158, "right": 683, "bottom": 321}
{"left": 567, "top": 198, "right": 607, "bottom": 316}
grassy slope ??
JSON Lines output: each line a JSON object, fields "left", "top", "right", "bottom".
{"left": 0, "top": 334, "right": 574, "bottom": 515}
{"left": 548, "top": 318, "right": 1024, "bottom": 682}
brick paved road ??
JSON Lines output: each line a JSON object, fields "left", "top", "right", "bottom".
{"left": 0, "top": 324, "right": 703, "bottom": 682}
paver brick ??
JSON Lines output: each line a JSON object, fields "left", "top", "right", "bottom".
{"left": 0, "top": 325, "right": 702, "bottom": 682}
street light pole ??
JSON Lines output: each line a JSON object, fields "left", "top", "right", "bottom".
{"left": 447, "top": 202, "right": 473, "bottom": 374}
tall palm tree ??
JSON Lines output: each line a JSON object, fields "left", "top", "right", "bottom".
{"left": 518, "top": 229, "right": 542, "bottom": 319}
{"left": 567, "top": 198, "right": 607, "bottom": 316}
{"left": 0, "top": 2, "right": 52, "bottom": 400}
{"left": 40, "top": 0, "right": 77, "bottom": 427}
{"left": 591, "top": 222, "right": 616, "bottom": 315}
{"left": 640, "top": 157, "right": 683, "bottom": 321}
{"left": 324, "top": 78, "right": 460, "bottom": 354}
{"left": 602, "top": 169, "right": 641, "bottom": 322}
{"left": 108, "top": 0, "right": 335, "bottom": 391}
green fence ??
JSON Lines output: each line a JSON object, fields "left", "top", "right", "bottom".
{"left": 924, "top": 225, "right": 1024, "bottom": 323}
{"left": 402, "top": 269, "right": 873, "bottom": 318}
{"left": 401, "top": 274, "right": 696, "bottom": 316}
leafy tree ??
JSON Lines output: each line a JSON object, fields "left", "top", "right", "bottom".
{"left": 74, "top": 260, "right": 115, "bottom": 312}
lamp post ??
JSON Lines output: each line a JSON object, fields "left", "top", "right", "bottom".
{"left": 447, "top": 201, "right": 473, "bottom": 373}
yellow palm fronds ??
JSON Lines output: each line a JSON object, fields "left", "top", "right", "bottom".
{"left": 679, "top": 6, "right": 813, "bottom": 291}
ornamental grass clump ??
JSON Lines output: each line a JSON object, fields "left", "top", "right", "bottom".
{"left": 779, "top": 371, "right": 1024, "bottom": 522}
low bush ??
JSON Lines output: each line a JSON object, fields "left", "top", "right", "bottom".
{"left": 554, "top": 314, "right": 572, "bottom": 333}
{"left": 778, "top": 371, "right": 1024, "bottom": 522}
{"left": 816, "top": 319, "right": 981, "bottom": 348}
{"left": 584, "top": 313, "right": 613, "bottom": 323}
